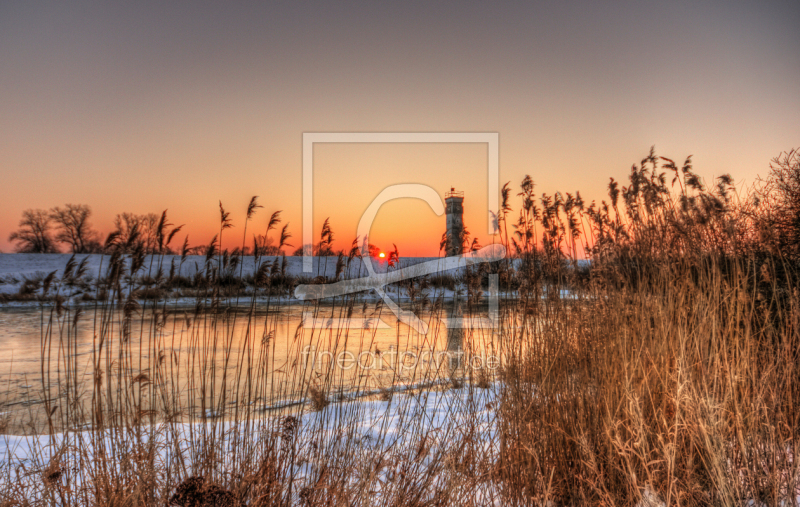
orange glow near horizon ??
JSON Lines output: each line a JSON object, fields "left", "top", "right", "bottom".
{"left": 0, "top": 3, "right": 798, "bottom": 256}
{"left": 309, "top": 143, "right": 490, "bottom": 258}
{"left": 378, "top": 252, "right": 385, "bottom": 258}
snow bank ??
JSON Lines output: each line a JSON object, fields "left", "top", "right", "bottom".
{"left": 0, "top": 385, "right": 501, "bottom": 503}
{"left": 0, "top": 253, "right": 473, "bottom": 296}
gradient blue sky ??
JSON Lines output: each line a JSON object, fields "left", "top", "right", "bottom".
{"left": 1, "top": 1, "right": 798, "bottom": 255}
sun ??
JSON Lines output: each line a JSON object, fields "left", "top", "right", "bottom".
{"left": 378, "top": 252, "right": 386, "bottom": 258}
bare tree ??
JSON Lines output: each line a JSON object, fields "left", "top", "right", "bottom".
{"left": 113, "top": 212, "right": 160, "bottom": 252}
{"left": 756, "top": 148, "right": 800, "bottom": 260}
{"left": 9, "top": 209, "right": 59, "bottom": 253}
{"left": 113, "top": 212, "right": 140, "bottom": 250}
{"left": 50, "top": 204, "right": 100, "bottom": 253}
{"left": 139, "top": 213, "right": 160, "bottom": 252}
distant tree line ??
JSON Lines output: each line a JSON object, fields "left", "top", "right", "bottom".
{"left": 7, "top": 198, "right": 296, "bottom": 257}
{"left": 9, "top": 204, "right": 102, "bottom": 254}
{"left": 6, "top": 206, "right": 185, "bottom": 255}
{"left": 7, "top": 148, "right": 800, "bottom": 264}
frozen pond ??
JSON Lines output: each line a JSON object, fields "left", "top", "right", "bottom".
{"left": 0, "top": 299, "right": 501, "bottom": 434}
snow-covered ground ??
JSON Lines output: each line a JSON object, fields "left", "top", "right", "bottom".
{"left": 3, "top": 383, "right": 765, "bottom": 507}
{"left": 0, "top": 253, "right": 453, "bottom": 281}
{"left": 0, "top": 253, "right": 521, "bottom": 312}
{"left": 0, "top": 384, "right": 501, "bottom": 504}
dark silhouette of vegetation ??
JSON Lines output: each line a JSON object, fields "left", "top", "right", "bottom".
{"left": 754, "top": 148, "right": 800, "bottom": 262}
{"left": 113, "top": 212, "right": 162, "bottom": 253}
{"left": 50, "top": 203, "right": 101, "bottom": 253}
{"left": 8, "top": 209, "right": 59, "bottom": 253}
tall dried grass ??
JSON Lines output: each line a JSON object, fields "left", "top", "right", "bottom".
{"left": 0, "top": 148, "right": 798, "bottom": 506}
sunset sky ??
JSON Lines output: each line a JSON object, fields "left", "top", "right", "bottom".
{"left": 1, "top": 1, "right": 798, "bottom": 256}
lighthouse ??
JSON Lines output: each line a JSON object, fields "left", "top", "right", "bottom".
{"left": 445, "top": 188, "right": 464, "bottom": 257}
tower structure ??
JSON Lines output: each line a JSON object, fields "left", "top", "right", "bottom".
{"left": 445, "top": 188, "right": 464, "bottom": 257}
